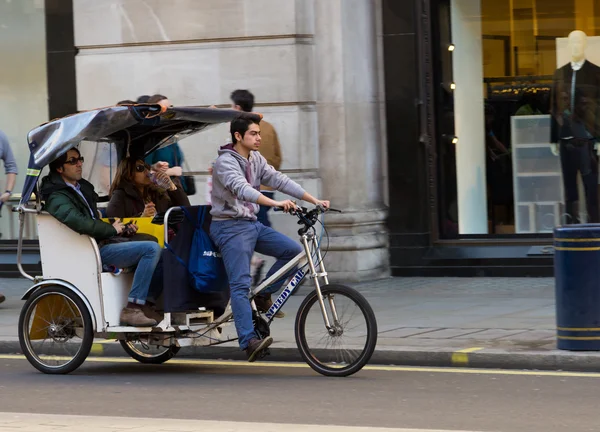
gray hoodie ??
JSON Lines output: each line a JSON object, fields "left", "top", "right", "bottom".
{"left": 210, "top": 144, "right": 306, "bottom": 221}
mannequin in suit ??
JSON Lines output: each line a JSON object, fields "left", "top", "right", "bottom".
{"left": 550, "top": 30, "right": 600, "bottom": 224}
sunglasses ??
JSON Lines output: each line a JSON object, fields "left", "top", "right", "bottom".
{"left": 64, "top": 157, "right": 84, "bottom": 165}
{"left": 135, "top": 164, "right": 149, "bottom": 173}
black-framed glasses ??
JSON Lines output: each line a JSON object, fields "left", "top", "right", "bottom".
{"left": 65, "top": 157, "right": 84, "bottom": 165}
{"left": 135, "top": 164, "right": 149, "bottom": 173}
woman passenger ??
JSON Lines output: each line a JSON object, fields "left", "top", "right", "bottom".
{"left": 106, "top": 158, "right": 190, "bottom": 315}
{"left": 106, "top": 157, "right": 189, "bottom": 219}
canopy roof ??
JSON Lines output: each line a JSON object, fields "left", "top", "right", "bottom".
{"left": 20, "top": 104, "right": 261, "bottom": 206}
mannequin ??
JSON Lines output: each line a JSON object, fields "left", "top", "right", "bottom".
{"left": 550, "top": 30, "right": 600, "bottom": 224}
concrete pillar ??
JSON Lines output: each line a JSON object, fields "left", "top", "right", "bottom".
{"left": 451, "top": 0, "right": 488, "bottom": 234}
{"left": 314, "top": 0, "right": 389, "bottom": 281}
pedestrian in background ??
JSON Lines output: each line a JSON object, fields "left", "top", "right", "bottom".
{"left": 230, "top": 89, "right": 283, "bottom": 285}
{"left": 0, "top": 129, "right": 18, "bottom": 305}
{"left": 142, "top": 94, "right": 195, "bottom": 196}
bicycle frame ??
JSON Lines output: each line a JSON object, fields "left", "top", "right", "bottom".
{"left": 251, "top": 230, "right": 335, "bottom": 329}
{"left": 185, "top": 228, "right": 338, "bottom": 338}
{"left": 158, "top": 208, "right": 339, "bottom": 335}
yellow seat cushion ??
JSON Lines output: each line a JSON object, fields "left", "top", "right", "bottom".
{"left": 101, "top": 217, "right": 165, "bottom": 247}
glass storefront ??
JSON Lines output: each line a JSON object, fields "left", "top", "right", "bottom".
{"left": 0, "top": 0, "right": 48, "bottom": 240}
{"left": 435, "top": 0, "right": 600, "bottom": 238}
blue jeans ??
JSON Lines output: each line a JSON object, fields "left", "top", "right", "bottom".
{"left": 256, "top": 191, "right": 275, "bottom": 228}
{"left": 99, "top": 241, "right": 162, "bottom": 305}
{"left": 209, "top": 220, "right": 303, "bottom": 349}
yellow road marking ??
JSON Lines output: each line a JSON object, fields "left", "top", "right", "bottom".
{"left": 93, "top": 339, "right": 118, "bottom": 344}
{"left": 554, "top": 246, "right": 600, "bottom": 251}
{"left": 90, "top": 339, "right": 118, "bottom": 354}
{"left": 451, "top": 347, "right": 483, "bottom": 366}
{"left": 457, "top": 347, "right": 484, "bottom": 353}
{"left": 557, "top": 327, "right": 600, "bottom": 332}
{"left": 558, "top": 336, "right": 600, "bottom": 340}
{"left": 3, "top": 354, "right": 600, "bottom": 378}
{"left": 90, "top": 344, "right": 104, "bottom": 355}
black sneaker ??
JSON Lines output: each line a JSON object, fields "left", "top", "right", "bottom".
{"left": 0, "top": 293, "right": 4, "bottom": 304}
{"left": 245, "top": 336, "right": 273, "bottom": 362}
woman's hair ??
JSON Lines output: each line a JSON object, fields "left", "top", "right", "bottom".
{"left": 109, "top": 157, "right": 157, "bottom": 202}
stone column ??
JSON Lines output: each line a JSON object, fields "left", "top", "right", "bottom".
{"left": 314, "top": 0, "right": 389, "bottom": 281}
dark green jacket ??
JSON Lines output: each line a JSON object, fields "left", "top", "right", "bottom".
{"left": 40, "top": 172, "right": 116, "bottom": 241}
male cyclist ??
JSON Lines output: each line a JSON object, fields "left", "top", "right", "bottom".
{"left": 210, "top": 116, "right": 329, "bottom": 361}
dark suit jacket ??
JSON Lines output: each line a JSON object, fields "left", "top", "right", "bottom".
{"left": 551, "top": 60, "right": 600, "bottom": 142}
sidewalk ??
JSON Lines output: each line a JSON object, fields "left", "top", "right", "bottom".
{"left": 2, "top": 276, "right": 599, "bottom": 372}
{"left": 0, "top": 413, "right": 429, "bottom": 432}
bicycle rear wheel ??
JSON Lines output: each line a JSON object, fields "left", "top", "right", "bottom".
{"left": 120, "top": 339, "right": 180, "bottom": 364}
{"left": 295, "top": 284, "right": 377, "bottom": 377}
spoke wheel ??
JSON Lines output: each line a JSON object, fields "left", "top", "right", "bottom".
{"left": 18, "top": 285, "right": 94, "bottom": 374}
{"left": 119, "top": 339, "right": 180, "bottom": 364}
{"left": 295, "top": 284, "right": 377, "bottom": 377}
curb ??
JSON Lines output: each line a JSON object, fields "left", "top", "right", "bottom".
{"left": 3, "top": 340, "right": 600, "bottom": 372}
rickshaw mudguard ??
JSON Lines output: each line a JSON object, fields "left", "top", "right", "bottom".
{"left": 21, "top": 279, "right": 98, "bottom": 333}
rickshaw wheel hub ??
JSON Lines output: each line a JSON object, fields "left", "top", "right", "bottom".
{"left": 47, "top": 321, "right": 75, "bottom": 342}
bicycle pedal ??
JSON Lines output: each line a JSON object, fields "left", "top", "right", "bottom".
{"left": 259, "top": 348, "right": 271, "bottom": 359}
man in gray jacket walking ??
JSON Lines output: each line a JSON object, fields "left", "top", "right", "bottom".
{"left": 210, "top": 116, "right": 329, "bottom": 361}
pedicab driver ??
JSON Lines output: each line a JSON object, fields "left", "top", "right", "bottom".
{"left": 40, "top": 148, "right": 162, "bottom": 327}
{"left": 210, "top": 116, "right": 329, "bottom": 362}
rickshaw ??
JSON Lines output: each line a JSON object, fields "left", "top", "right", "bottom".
{"left": 14, "top": 103, "right": 378, "bottom": 377}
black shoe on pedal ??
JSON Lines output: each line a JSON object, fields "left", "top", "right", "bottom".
{"left": 245, "top": 336, "right": 273, "bottom": 362}
{"left": 254, "top": 294, "right": 285, "bottom": 318}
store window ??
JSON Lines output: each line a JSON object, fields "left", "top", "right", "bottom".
{"left": 0, "top": 0, "right": 48, "bottom": 240}
{"left": 435, "top": 0, "right": 600, "bottom": 238}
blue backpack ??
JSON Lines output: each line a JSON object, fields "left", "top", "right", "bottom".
{"left": 169, "top": 206, "right": 229, "bottom": 293}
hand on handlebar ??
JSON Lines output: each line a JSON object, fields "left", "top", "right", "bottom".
{"left": 275, "top": 200, "right": 298, "bottom": 213}
{"left": 314, "top": 200, "right": 330, "bottom": 210}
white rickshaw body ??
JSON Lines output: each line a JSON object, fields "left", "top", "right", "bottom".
{"left": 23, "top": 212, "right": 133, "bottom": 332}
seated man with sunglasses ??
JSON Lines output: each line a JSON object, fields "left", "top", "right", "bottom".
{"left": 40, "top": 147, "right": 162, "bottom": 327}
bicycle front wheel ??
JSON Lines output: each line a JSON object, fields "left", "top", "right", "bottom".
{"left": 295, "top": 284, "right": 377, "bottom": 377}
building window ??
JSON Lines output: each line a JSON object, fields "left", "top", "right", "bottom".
{"left": 435, "top": 0, "right": 600, "bottom": 238}
{"left": 0, "top": 0, "right": 48, "bottom": 240}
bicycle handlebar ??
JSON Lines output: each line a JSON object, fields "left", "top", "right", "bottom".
{"left": 273, "top": 205, "right": 341, "bottom": 215}
{"left": 273, "top": 205, "right": 341, "bottom": 236}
